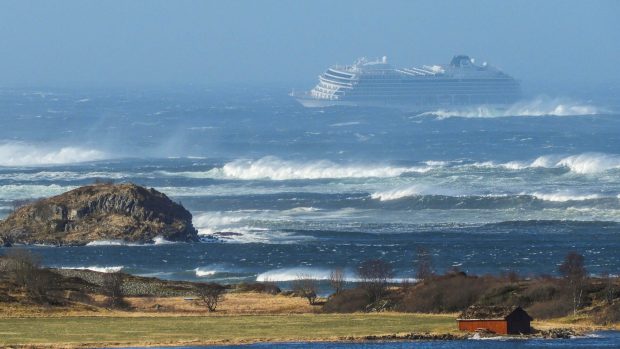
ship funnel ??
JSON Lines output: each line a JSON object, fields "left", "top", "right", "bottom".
{"left": 382, "top": 56, "right": 387, "bottom": 63}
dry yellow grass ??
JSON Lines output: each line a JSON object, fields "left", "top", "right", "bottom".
{"left": 0, "top": 292, "right": 320, "bottom": 318}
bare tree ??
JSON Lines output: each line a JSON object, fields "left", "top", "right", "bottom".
{"left": 4, "top": 248, "right": 41, "bottom": 287}
{"left": 3, "top": 249, "right": 54, "bottom": 302}
{"left": 195, "top": 283, "right": 226, "bottom": 312}
{"left": 357, "top": 259, "right": 394, "bottom": 302}
{"left": 329, "top": 268, "right": 346, "bottom": 295}
{"left": 292, "top": 274, "right": 318, "bottom": 305}
{"left": 415, "top": 247, "right": 434, "bottom": 281}
{"left": 559, "top": 251, "right": 587, "bottom": 315}
{"left": 102, "top": 272, "right": 125, "bottom": 308}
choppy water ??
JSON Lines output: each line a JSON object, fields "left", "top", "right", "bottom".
{"left": 112, "top": 331, "right": 620, "bottom": 348}
{"left": 1, "top": 86, "right": 620, "bottom": 283}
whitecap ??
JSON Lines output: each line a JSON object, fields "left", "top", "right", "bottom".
{"left": 529, "top": 191, "right": 602, "bottom": 202}
{"left": 371, "top": 185, "right": 458, "bottom": 201}
{"left": 60, "top": 266, "right": 123, "bottom": 273}
{"left": 417, "top": 96, "right": 604, "bottom": 119}
{"left": 469, "top": 152, "right": 620, "bottom": 174}
{"left": 161, "top": 156, "right": 432, "bottom": 181}
{"left": 0, "top": 142, "right": 107, "bottom": 167}
{"left": 0, "top": 184, "right": 75, "bottom": 200}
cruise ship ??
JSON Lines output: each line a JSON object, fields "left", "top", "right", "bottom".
{"left": 292, "top": 55, "right": 521, "bottom": 111}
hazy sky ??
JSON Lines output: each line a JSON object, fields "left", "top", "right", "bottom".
{"left": 1, "top": 0, "right": 618, "bottom": 87}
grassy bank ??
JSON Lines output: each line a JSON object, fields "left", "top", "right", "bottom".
{"left": 0, "top": 313, "right": 457, "bottom": 348}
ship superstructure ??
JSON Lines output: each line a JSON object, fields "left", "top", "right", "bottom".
{"left": 293, "top": 55, "right": 521, "bottom": 111}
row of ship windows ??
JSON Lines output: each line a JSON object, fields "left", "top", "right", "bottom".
{"left": 320, "top": 74, "right": 516, "bottom": 84}
{"left": 345, "top": 95, "right": 518, "bottom": 105}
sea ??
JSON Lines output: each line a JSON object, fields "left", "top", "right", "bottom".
{"left": 1, "top": 85, "right": 620, "bottom": 285}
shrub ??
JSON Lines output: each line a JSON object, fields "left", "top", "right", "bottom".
{"left": 195, "top": 283, "right": 226, "bottom": 312}
{"left": 329, "top": 268, "right": 346, "bottom": 295}
{"left": 593, "top": 303, "right": 620, "bottom": 325}
{"left": 235, "top": 282, "right": 281, "bottom": 294}
{"left": 102, "top": 272, "right": 126, "bottom": 308}
{"left": 292, "top": 275, "right": 318, "bottom": 305}
{"left": 357, "top": 259, "right": 393, "bottom": 302}
{"left": 322, "top": 288, "right": 370, "bottom": 313}
{"left": 526, "top": 296, "right": 574, "bottom": 319}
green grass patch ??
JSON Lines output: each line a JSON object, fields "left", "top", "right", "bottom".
{"left": 0, "top": 313, "right": 456, "bottom": 347}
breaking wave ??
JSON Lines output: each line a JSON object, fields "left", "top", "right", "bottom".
{"left": 473, "top": 153, "right": 620, "bottom": 174}
{"left": 186, "top": 156, "right": 433, "bottom": 180}
{"left": 529, "top": 192, "right": 602, "bottom": 202}
{"left": 0, "top": 184, "right": 75, "bottom": 200}
{"left": 0, "top": 142, "right": 107, "bottom": 167}
{"left": 256, "top": 267, "right": 415, "bottom": 283}
{"left": 256, "top": 267, "right": 332, "bottom": 281}
{"left": 60, "top": 266, "right": 123, "bottom": 273}
{"left": 418, "top": 97, "right": 603, "bottom": 119}
{"left": 194, "top": 267, "right": 218, "bottom": 277}
{"left": 371, "top": 185, "right": 458, "bottom": 201}
{"left": 192, "top": 211, "right": 316, "bottom": 244}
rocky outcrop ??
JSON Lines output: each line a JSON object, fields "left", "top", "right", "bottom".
{"left": 0, "top": 183, "right": 199, "bottom": 246}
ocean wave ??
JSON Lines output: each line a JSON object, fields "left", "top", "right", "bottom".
{"left": 471, "top": 153, "right": 620, "bottom": 174}
{"left": 0, "top": 142, "right": 107, "bottom": 167}
{"left": 0, "top": 171, "right": 130, "bottom": 182}
{"left": 256, "top": 267, "right": 332, "bottom": 281}
{"left": 256, "top": 267, "right": 415, "bottom": 283}
{"left": 192, "top": 211, "right": 316, "bottom": 244}
{"left": 164, "top": 156, "right": 435, "bottom": 181}
{"left": 371, "top": 185, "right": 458, "bottom": 201}
{"left": 85, "top": 237, "right": 175, "bottom": 246}
{"left": 0, "top": 184, "right": 75, "bottom": 200}
{"left": 60, "top": 266, "right": 123, "bottom": 273}
{"left": 529, "top": 192, "right": 602, "bottom": 202}
{"left": 194, "top": 267, "right": 218, "bottom": 277}
{"left": 417, "top": 97, "right": 603, "bottom": 119}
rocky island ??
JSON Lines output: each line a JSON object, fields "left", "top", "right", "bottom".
{"left": 0, "top": 183, "right": 199, "bottom": 246}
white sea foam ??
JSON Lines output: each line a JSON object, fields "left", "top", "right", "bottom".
{"left": 0, "top": 184, "right": 75, "bottom": 200}
{"left": 86, "top": 240, "right": 129, "bottom": 246}
{"left": 192, "top": 211, "right": 316, "bottom": 244}
{"left": 529, "top": 191, "right": 602, "bottom": 202}
{"left": 61, "top": 266, "right": 123, "bottom": 273}
{"left": 0, "top": 142, "right": 107, "bottom": 167}
{"left": 161, "top": 157, "right": 430, "bottom": 181}
{"left": 418, "top": 97, "right": 603, "bottom": 119}
{"left": 256, "top": 267, "right": 415, "bottom": 283}
{"left": 371, "top": 185, "right": 457, "bottom": 201}
{"left": 471, "top": 153, "right": 620, "bottom": 174}
{"left": 0, "top": 171, "right": 129, "bottom": 182}
{"left": 330, "top": 121, "right": 361, "bottom": 127}
{"left": 85, "top": 238, "right": 174, "bottom": 246}
{"left": 256, "top": 267, "right": 332, "bottom": 281}
{"left": 194, "top": 267, "right": 218, "bottom": 277}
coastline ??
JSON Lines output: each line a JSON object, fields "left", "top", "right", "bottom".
{"left": 0, "top": 313, "right": 610, "bottom": 349}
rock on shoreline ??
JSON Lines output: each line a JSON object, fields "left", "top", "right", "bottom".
{"left": 0, "top": 183, "right": 199, "bottom": 246}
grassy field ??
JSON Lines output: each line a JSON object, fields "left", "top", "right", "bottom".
{"left": 0, "top": 313, "right": 457, "bottom": 348}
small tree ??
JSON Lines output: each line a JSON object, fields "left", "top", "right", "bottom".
{"left": 102, "top": 272, "right": 125, "bottom": 308}
{"left": 195, "top": 283, "right": 225, "bottom": 312}
{"left": 559, "top": 251, "right": 586, "bottom": 315}
{"left": 329, "top": 268, "right": 346, "bottom": 295}
{"left": 415, "top": 247, "right": 434, "bottom": 281}
{"left": 292, "top": 274, "right": 318, "bottom": 305}
{"left": 4, "top": 249, "right": 53, "bottom": 303}
{"left": 357, "top": 259, "right": 393, "bottom": 302}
